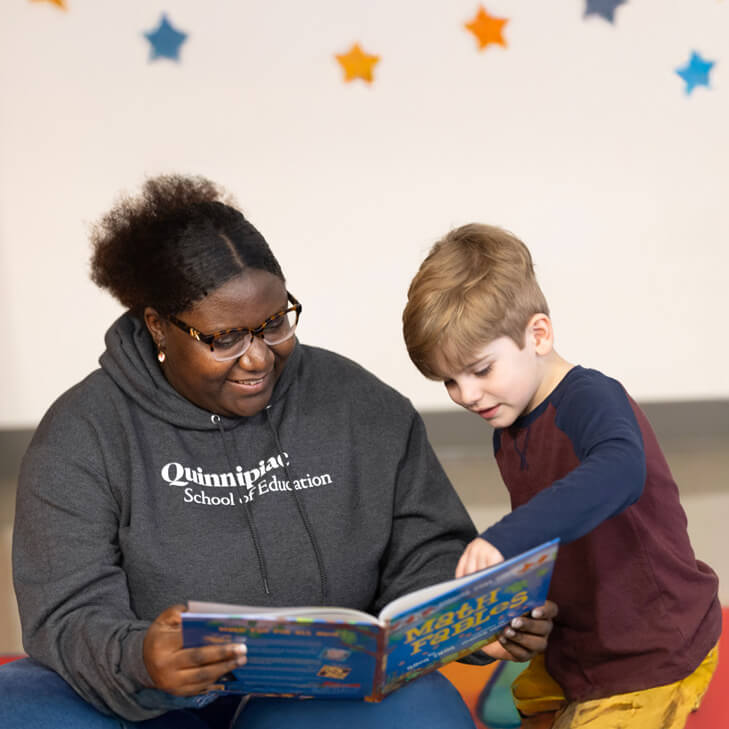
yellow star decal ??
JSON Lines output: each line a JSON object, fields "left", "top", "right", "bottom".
{"left": 464, "top": 6, "right": 508, "bottom": 50}
{"left": 30, "top": 0, "right": 68, "bottom": 8}
{"left": 335, "top": 43, "right": 380, "bottom": 84}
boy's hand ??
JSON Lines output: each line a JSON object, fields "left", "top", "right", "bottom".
{"left": 455, "top": 537, "right": 504, "bottom": 578}
{"left": 482, "top": 601, "right": 559, "bottom": 662}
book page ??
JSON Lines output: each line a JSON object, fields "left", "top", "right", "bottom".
{"left": 378, "top": 570, "right": 496, "bottom": 622}
{"left": 186, "top": 601, "right": 380, "bottom": 625}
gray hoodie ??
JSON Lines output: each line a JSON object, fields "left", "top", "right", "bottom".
{"left": 13, "top": 313, "right": 477, "bottom": 720}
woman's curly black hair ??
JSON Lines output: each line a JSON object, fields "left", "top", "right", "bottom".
{"left": 90, "top": 174, "right": 283, "bottom": 318}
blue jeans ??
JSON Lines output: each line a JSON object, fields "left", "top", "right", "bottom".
{"left": 0, "top": 658, "right": 476, "bottom": 729}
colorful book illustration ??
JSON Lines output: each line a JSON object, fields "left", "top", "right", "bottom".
{"left": 182, "top": 539, "right": 559, "bottom": 701}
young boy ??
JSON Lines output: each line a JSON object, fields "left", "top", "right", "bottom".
{"left": 402, "top": 224, "right": 721, "bottom": 729}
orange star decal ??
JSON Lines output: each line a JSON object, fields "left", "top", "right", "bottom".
{"left": 335, "top": 43, "right": 380, "bottom": 84}
{"left": 30, "top": 0, "right": 67, "bottom": 8}
{"left": 464, "top": 6, "right": 508, "bottom": 50}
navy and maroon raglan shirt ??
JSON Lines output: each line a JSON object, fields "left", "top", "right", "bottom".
{"left": 481, "top": 366, "right": 721, "bottom": 702}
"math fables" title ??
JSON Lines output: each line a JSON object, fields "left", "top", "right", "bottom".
{"left": 404, "top": 587, "right": 528, "bottom": 655}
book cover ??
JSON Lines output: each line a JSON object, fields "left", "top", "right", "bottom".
{"left": 181, "top": 538, "right": 559, "bottom": 700}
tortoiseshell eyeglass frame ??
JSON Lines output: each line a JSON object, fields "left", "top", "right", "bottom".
{"left": 167, "top": 292, "right": 302, "bottom": 354}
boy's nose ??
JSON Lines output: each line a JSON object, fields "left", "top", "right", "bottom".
{"left": 458, "top": 381, "right": 483, "bottom": 409}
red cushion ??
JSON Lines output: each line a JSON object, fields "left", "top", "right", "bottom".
{"left": 686, "top": 607, "right": 729, "bottom": 728}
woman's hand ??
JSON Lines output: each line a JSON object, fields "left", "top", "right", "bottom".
{"left": 481, "top": 601, "right": 558, "bottom": 662}
{"left": 143, "top": 605, "right": 248, "bottom": 696}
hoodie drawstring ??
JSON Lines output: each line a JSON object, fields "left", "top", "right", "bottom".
{"left": 265, "top": 405, "right": 329, "bottom": 604}
{"left": 212, "top": 414, "right": 271, "bottom": 595}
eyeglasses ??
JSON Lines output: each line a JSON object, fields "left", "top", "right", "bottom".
{"left": 168, "top": 292, "right": 302, "bottom": 362}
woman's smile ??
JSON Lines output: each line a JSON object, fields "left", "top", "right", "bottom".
{"left": 226, "top": 370, "right": 271, "bottom": 393}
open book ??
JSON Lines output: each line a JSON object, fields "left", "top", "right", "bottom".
{"left": 182, "top": 538, "right": 558, "bottom": 701}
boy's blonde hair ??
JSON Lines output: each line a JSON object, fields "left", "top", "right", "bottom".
{"left": 403, "top": 224, "right": 549, "bottom": 379}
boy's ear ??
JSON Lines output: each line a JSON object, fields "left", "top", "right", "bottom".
{"left": 526, "top": 313, "right": 554, "bottom": 356}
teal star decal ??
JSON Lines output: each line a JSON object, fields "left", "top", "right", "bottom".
{"left": 584, "top": 0, "right": 627, "bottom": 23}
{"left": 675, "top": 51, "right": 715, "bottom": 95}
{"left": 143, "top": 13, "right": 188, "bottom": 62}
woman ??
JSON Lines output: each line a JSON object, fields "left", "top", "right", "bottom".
{"left": 1, "top": 175, "right": 556, "bottom": 728}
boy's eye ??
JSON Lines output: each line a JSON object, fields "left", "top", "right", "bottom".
{"left": 475, "top": 365, "right": 492, "bottom": 377}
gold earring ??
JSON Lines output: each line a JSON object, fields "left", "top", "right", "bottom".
{"left": 157, "top": 349, "right": 166, "bottom": 364}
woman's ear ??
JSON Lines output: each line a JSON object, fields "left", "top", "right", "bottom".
{"left": 143, "top": 307, "right": 166, "bottom": 350}
{"left": 527, "top": 313, "right": 554, "bottom": 356}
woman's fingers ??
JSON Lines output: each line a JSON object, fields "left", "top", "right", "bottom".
{"left": 495, "top": 636, "right": 538, "bottom": 662}
{"left": 480, "top": 629, "right": 546, "bottom": 662}
{"left": 486, "top": 601, "right": 559, "bottom": 662}
{"left": 175, "top": 643, "right": 247, "bottom": 670}
{"left": 506, "top": 613, "right": 554, "bottom": 640}
{"left": 532, "top": 600, "right": 559, "bottom": 621}
{"left": 172, "top": 647, "right": 248, "bottom": 695}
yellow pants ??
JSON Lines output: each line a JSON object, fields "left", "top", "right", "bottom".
{"left": 512, "top": 644, "right": 719, "bottom": 729}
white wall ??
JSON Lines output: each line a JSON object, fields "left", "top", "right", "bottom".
{"left": 1, "top": 0, "right": 727, "bottom": 427}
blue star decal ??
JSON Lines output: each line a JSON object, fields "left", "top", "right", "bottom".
{"left": 584, "top": 0, "right": 627, "bottom": 23}
{"left": 675, "top": 51, "right": 715, "bottom": 95}
{"left": 143, "top": 13, "right": 188, "bottom": 62}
